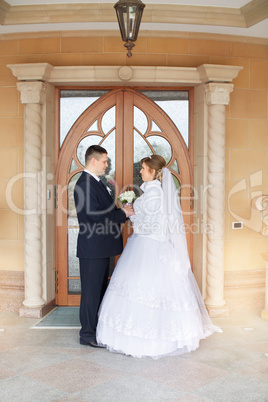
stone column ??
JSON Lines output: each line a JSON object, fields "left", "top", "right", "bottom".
{"left": 17, "top": 82, "right": 46, "bottom": 311}
{"left": 261, "top": 253, "right": 268, "bottom": 321}
{"left": 204, "top": 83, "right": 234, "bottom": 316}
{"left": 252, "top": 195, "right": 268, "bottom": 320}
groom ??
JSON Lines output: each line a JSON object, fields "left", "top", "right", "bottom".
{"left": 74, "top": 145, "right": 134, "bottom": 347}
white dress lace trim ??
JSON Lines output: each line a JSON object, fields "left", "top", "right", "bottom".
{"left": 108, "top": 276, "right": 198, "bottom": 312}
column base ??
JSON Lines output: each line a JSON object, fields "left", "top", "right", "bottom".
{"left": 206, "top": 305, "right": 229, "bottom": 318}
{"left": 261, "top": 310, "right": 268, "bottom": 321}
{"left": 19, "top": 299, "right": 55, "bottom": 318}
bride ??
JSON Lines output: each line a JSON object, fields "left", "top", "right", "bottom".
{"left": 96, "top": 155, "right": 221, "bottom": 359}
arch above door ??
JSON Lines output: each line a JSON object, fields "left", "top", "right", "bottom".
{"left": 8, "top": 63, "right": 242, "bottom": 318}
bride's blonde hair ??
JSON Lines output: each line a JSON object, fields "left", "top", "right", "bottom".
{"left": 141, "top": 155, "right": 166, "bottom": 182}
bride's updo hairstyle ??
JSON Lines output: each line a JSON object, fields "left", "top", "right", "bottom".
{"left": 141, "top": 155, "right": 166, "bottom": 182}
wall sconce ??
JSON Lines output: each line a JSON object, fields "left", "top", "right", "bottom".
{"left": 114, "top": 0, "right": 146, "bottom": 58}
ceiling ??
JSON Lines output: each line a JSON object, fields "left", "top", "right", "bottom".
{"left": 0, "top": 0, "right": 268, "bottom": 39}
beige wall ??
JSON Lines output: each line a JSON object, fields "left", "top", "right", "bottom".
{"left": 0, "top": 31, "right": 267, "bottom": 308}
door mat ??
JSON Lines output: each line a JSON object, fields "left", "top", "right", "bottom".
{"left": 33, "top": 307, "right": 80, "bottom": 329}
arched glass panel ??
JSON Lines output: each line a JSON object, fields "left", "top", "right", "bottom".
{"left": 87, "top": 120, "right": 98, "bottom": 131}
{"left": 170, "top": 159, "right": 180, "bottom": 174}
{"left": 134, "top": 130, "right": 152, "bottom": 163}
{"left": 134, "top": 106, "right": 148, "bottom": 135}
{"left": 133, "top": 131, "right": 153, "bottom": 188}
{"left": 100, "top": 130, "right": 116, "bottom": 200}
{"left": 69, "top": 159, "right": 79, "bottom": 173}
{"left": 133, "top": 160, "right": 143, "bottom": 189}
{"left": 101, "top": 106, "right": 116, "bottom": 135}
{"left": 140, "top": 90, "right": 189, "bottom": 148}
{"left": 151, "top": 121, "right": 161, "bottom": 132}
{"left": 68, "top": 172, "right": 81, "bottom": 227}
{"left": 172, "top": 174, "right": 181, "bottom": 197}
{"left": 147, "top": 135, "right": 172, "bottom": 164}
{"left": 68, "top": 172, "right": 82, "bottom": 292}
{"left": 156, "top": 101, "right": 188, "bottom": 147}
{"left": 60, "top": 90, "right": 108, "bottom": 147}
{"left": 77, "top": 135, "right": 103, "bottom": 166}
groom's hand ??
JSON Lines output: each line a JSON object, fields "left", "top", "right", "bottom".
{"left": 123, "top": 205, "right": 134, "bottom": 218}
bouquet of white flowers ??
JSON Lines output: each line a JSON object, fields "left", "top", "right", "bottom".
{"left": 117, "top": 190, "right": 137, "bottom": 205}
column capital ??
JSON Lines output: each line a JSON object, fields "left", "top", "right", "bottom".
{"left": 205, "top": 83, "right": 234, "bottom": 106}
{"left": 17, "top": 81, "right": 46, "bottom": 105}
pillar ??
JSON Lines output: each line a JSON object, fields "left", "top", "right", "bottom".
{"left": 252, "top": 194, "right": 268, "bottom": 320}
{"left": 261, "top": 253, "right": 268, "bottom": 321}
{"left": 17, "top": 82, "right": 46, "bottom": 313}
{"left": 204, "top": 83, "right": 234, "bottom": 316}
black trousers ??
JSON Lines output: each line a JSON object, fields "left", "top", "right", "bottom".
{"left": 79, "top": 257, "right": 110, "bottom": 342}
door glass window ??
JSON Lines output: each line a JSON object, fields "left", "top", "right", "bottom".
{"left": 133, "top": 90, "right": 188, "bottom": 192}
{"left": 147, "top": 135, "right": 172, "bottom": 164}
{"left": 151, "top": 121, "right": 161, "bottom": 132}
{"left": 101, "top": 106, "right": 116, "bottom": 135}
{"left": 140, "top": 90, "right": 189, "bottom": 148}
{"left": 61, "top": 90, "right": 115, "bottom": 296}
{"left": 134, "top": 130, "right": 152, "bottom": 163}
{"left": 134, "top": 106, "right": 148, "bottom": 135}
{"left": 60, "top": 90, "right": 108, "bottom": 147}
{"left": 77, "top": 135, "right": 103, "bottom": 165}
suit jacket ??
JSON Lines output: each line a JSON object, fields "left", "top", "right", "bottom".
{"left": 74, "top": 171, "right": 126, "bottom": 259}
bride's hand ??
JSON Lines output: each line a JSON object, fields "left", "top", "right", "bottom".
{"left": 123, "top": 205, "right": 135, "bottom": 217}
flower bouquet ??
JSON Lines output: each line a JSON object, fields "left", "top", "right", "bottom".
{"left": 117, "top": 190, "right": 137, "bottom": 206}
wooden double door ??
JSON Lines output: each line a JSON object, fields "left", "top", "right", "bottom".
{"left": 55, "top": 88, "right": 193, "bottom": 306}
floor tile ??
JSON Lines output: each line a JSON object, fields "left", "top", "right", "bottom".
{"left": 194, "top": 373, "right": 268, "bottom": 402}
{"left": 0, "top": 376, "right": 65, "bottom": 401}
{"left": 0, "top": 346, "right": 73, "bottom": 373}
{"left": 239, "top": 342, "right": 268, "bottom": 354}
{"left": 1, "top": 327, "right": 80, "bottom": 349}
{"left": 55, "top": 346, "right": 95, "bottom": 357}
{"left": 238, "top": 358, "right": 268, "bottom": 382}
{"left": 73, "top": 375, "right": 183, "bottom": 401}
{"left": 55, "top": 397, "right": 85, "bottom": 402}
{"left": 180, "top": 342, "right": 263, "bottom": 372}
{"left": 0, "top": 364, "right": 17, "bottom": 380}
{"left": 0, "top": 310, "right": 267, "bottom": 401}
{"left": 134, "top": 357, "right": 228, "bottom": 392}
{"left": 25, "top": 358, "right": 121, "bottom": 393}
{"left": 83, "top": 348, "right": 161, "bottom": 373}
{"left": 174, "top": 395, "right": 211, "bottom": 402}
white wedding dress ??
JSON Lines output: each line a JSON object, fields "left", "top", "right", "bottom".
{"left": 97, "top": 170, "right": 221, "bottom": 359}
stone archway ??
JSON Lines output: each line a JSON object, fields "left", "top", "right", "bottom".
{"left": 8, "top": 63, "right": 243, "bottom": 318}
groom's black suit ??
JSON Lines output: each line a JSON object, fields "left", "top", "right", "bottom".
{"left": 74, "top": 171, "right": 126, "bottom": 343}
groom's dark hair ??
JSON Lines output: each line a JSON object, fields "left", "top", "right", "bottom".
{"left": 85, "top": 145, "right": 107, "bottom": 165}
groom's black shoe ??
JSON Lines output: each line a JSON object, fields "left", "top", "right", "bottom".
{"left": 80, "top": 338, "right": 105, "bottom": 348}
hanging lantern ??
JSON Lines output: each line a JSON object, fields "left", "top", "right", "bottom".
{"left": 114, "top": 0, "right": 146, "bottom": 58}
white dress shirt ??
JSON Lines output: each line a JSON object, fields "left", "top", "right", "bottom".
{"left": 84, "top": 168, "right": 100, "bottom": 182}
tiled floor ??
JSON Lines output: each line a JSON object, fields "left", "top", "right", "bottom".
{"left": 0, "top": 310, "right": 267, "bottom": 401}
